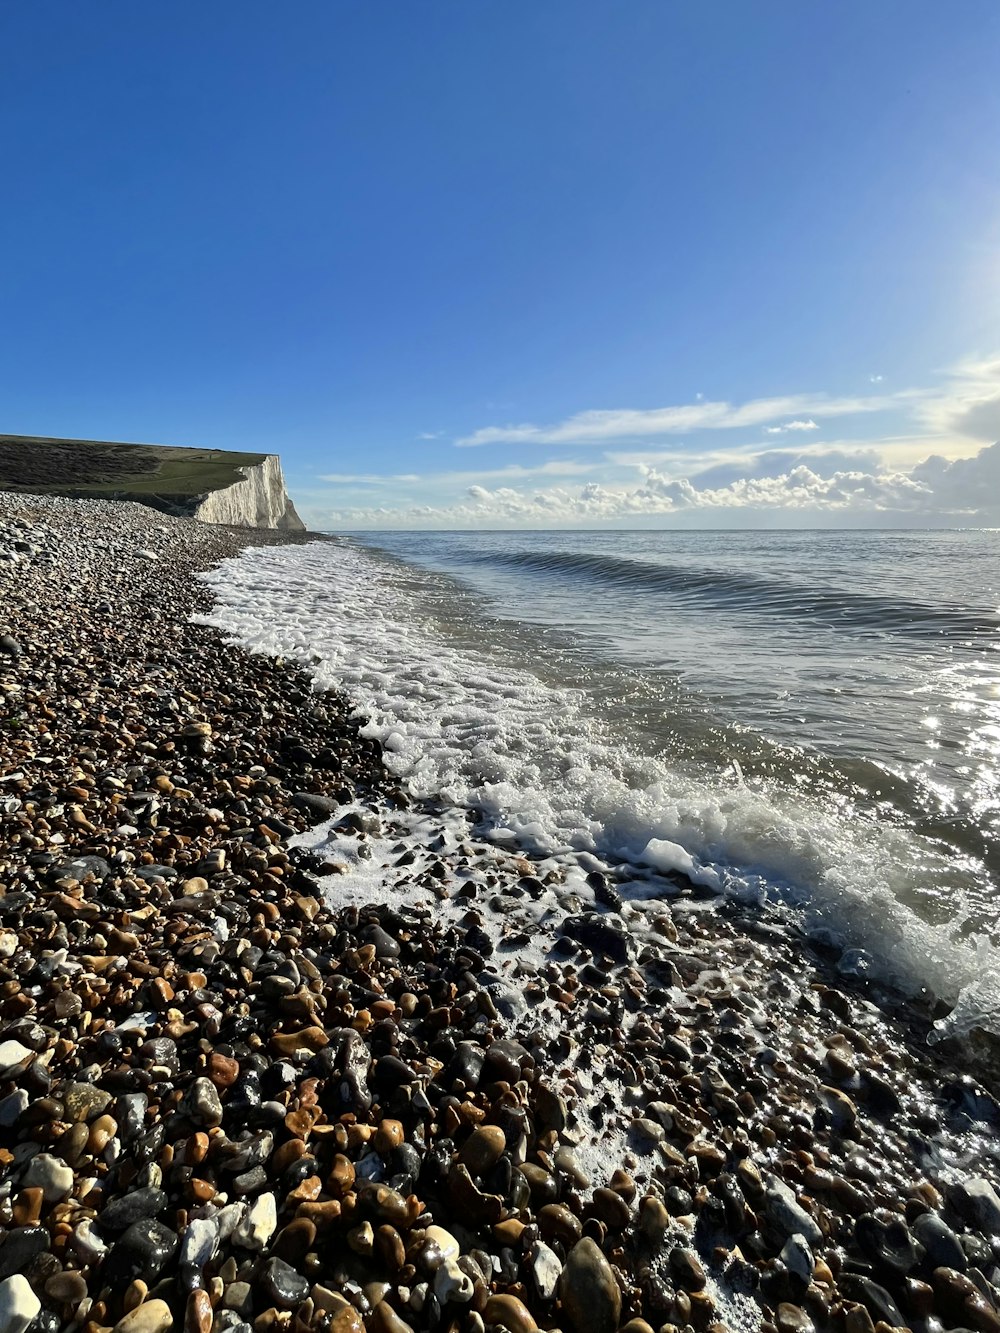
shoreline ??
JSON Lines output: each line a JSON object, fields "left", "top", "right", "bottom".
{"left": 0, "top": 493, "right": 998, "bottom": 1333}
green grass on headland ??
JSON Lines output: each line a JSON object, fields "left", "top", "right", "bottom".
{"left": 0, "top": 434, "right": 267, "bottom": 506}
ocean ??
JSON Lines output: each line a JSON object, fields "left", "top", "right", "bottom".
{"left": 201, "top": 527, "right": 1000, "bottom": 1038}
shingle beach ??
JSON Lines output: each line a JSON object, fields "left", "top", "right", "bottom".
{"left": 1, "top": 494, "right": 999, "bottom": 1333}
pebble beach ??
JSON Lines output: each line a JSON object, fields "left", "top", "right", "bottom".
{"left": 1, "top": 493, "right": 1000, "bottom": 1333}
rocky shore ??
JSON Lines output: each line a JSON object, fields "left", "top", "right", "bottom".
{"left": 1, "top": 493, "right": 999, "bottom": 1333}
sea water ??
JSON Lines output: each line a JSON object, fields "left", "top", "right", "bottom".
{"left": 200, "top": 528, "right": 1000, "bottom": 1036}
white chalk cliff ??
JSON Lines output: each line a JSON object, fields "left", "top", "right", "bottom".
{"left": 191, "top": 454, "right": 305, "bottom": 531}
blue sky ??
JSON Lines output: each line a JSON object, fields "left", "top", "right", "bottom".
{"left": 2, "top": 3, "right": 999, "bottom": 528}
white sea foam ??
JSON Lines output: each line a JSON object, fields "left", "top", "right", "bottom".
{"left": 198, "top": 539, "right": 1000, "bottom": 1036}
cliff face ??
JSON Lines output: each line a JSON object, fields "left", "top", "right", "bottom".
{"left": 190, "top": 455, "right": 305, "bottom": 531}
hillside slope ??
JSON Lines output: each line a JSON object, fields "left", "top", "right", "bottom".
{"left": 0, "top": 434, "right": 304, "bottom": 530}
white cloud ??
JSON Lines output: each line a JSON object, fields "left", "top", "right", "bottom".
{"left": 318, "top": 461, "right": 595, "bottom": 489}
{"left": 303, "top": 352, "right": 1000, "bottom": 530}
{"left": 456, "top": 392, "right": 904, "bottom": 448}
{"left": 914, "top": 353, "right": 1000, "bottom": 438}
{"left": 911, "top": 439, "right": 1000, "bottom": 508}
{"left": 689, "top": 446, "right": 884, "bottom": 489}
{"left": 317, "top": 472, "right": 421, "bottom": 484}
{"left": 456, "top": 355, "right": 1000, "bottom": 451}
{"left": 763, "top": 419, "right": 819, "bottom": 435}
{"left": 316, "top": 441, "right": 1000, "bottom": 529}
{"left": 418, "top": 432, "right": 441, "bottom": 440}
{"left": 441, "top": 460, "right": 596, "bottom": 484}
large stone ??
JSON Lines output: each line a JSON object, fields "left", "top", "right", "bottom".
{"left": 260, "top": 1257, "right": 309, "bottom": 1308}
{"left": 112, "top": 1299, "right": 174, "bottom": 1333}
{"left": 182, "top": 1077, "right": 223, "bottom": 1128}
{"left": 559, "top": 1238, "right": 621, "bottom": 1333}
{"left": 104, "top": 1220, "right": 179, "bottom": 1285}
{"left": 99, "top": 1187, "right": 167, "bottom": 1231}
{"left": 560, "top": 913, "right": 631, "bottom": 964}
{"left": 0, "top": 1043, "right": 34, "bottom": 1080}
{"left": 179, "top": 1216, "right": 220, "bottom": 1269}
{"left": 22, "top": 1153, "right": 73, "bottom": 1202}
{"left": 484, "top": 1295, "right": 537, "bottom": 1333}
{"left": 0, "top": 1274, "right": 40, "bottom": 1333}
{"left": 458, "top": 1125, "right": 506, "bottom": 1176}
{"left": 62, "top": 1081, "right": 112, "bottom": 1122}
{"left": 529, "top": 1240, "right": 562, "bottom": 1301}
{"left": 913, "top": 1213, "right": 966, "bottom": 1271}
{"left": 0, "top": 1228, "right": 50, "bottom": 1281}
{"left": 233, "top": 1193, "right": 277, "bottom": 1250}
{"left": 765, "top": 1180, "right": 823, "bottom": 1247}
{"left": 954, "top": 1177, "right": 1000, "bottom": 1233}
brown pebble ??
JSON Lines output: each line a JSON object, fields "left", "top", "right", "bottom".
{"left": 295, "top": 1200, "right": 342, "bottom": 1229}
{"left": 287, "top": 1175, "right": 322, "bottom": 1204}
{"left": 346, "top": 1124, "right": 373, "bottom": 1151}
{"left": 272, "top": 1138, "right": 309, "bottom": 1173}
{"left": 776, "top": 1305, "right": 813, "bottom": 1333}
{"left": 669, "top": 1247, "right": 706, "bottom": 1293}
{"left": 369, "top": 1185, "right": 412, "bottom": 1226}
{"left": 688, "top": 1292, "right": 717, "bottom": 1324}
{"left": 185, "top": 1133, "right": 210, "bottom": 1166}
{"left": 185, "top": 1290, "right": 212, "bottom": 1333}
{"left": 375, "top": 1224, "right": 406, "bottom": 1271}
{"left": 560, "top": 1237, "right": 621, "bottom": 1333}
{"left": 538, "top": 1203, "right": 582, "bottom": 1246}
{"left": 373, "top": 1119, "right": 405, "bottom": 1155}
{"left": 273, "top": 1217, "right": 317, "bottom": 1265}
{"left": 88, "top": 1114, "right": 118, "bottom": 1153}
{"left": 311, "top": 1286, "right": 350, "bottom": 1315}
{"left": 113, "top": 1297, "right": 173, "bottom": 1333}
{"left": 123, "top": 1280, "right": 148, "bottom": 1313}
{"left": 269, "top": 1025, "right": 329, "bottom": 1057}
{"left": 493, "top": 1219, "right": 527, "bottom": 1246}
{"left": 207, "top": 1053, "right": 239, "bottom": 1088}
{"left": 459, "top": 1125, "right": 506, "bottom": 1177}
{"left": 187, "top": 1179, "right": 216, "bottom": 1204}
{"left": 45, "top": 1269, "right": 89, "bottom": 1305}
{"left": 483, "top": 1294, "right": 538, "bottom": 1333}
{"left": 61, "top": 1122, "right": 90, "bottom": 1166}
{"left": 843, "top": 1305, "right": 875, "bottom": 1333}
{"left": 284, "top": 1105, "right": 319, "bottom": 1139}
{"left": 590, "top": 1186, "right": 631, "bottom": 1230}
{"left": 149, "top": 978, "right": 175, "bottom": 1009}
{"left": 901, "top": 1279, "right": 934, "bottom": 1317}
{"left": 329, "top": 1155, "right": 355, "bottom": 1197}
{"left": 13, "top": 1188, "right": 43, "bottom": 1226}
{"left": 329, "top": 1308, "right": 365, "bottom": 1333}
{"left": 638, "top": 1195, "right": 670, "bottom": 1247}
{"left": 367, "top": 1304, "right": 415, "bottom": 1333}
{"left": 609, "top": 1168, "right": 637, "bottom": 1203}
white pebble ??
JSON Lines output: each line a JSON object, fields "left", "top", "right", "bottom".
{"left": 22, "top": 1152, "right": 74, "bottom": 1202}
{"left": 0, "top": 1042, "right": 33, "bottom": 1077}
{"left": 233, "top": 1192, "right": 277, "bottom": 1250}
{"left": 0, "top": 1275, "right": 41, "bottom": 1333}
{"left": 433, "top": 1260, "right": 474, "bottom": 1305}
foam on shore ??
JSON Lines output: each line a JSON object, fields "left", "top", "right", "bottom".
{"left": 199, "top": 539, "right": 1000, "bottom": 1038}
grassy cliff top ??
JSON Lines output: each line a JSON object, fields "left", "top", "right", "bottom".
{"left": 0, "top": 434, "right": 268, "bottom": 501}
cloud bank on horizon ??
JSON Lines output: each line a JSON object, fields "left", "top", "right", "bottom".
{"left": 304, "top": 354, "right": 1000, "bottom": 529}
